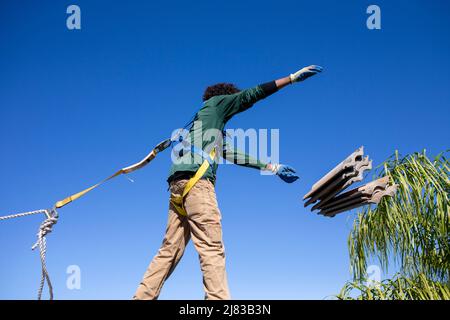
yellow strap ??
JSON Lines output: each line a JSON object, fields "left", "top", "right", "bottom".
{"left": 171, "top": 148, "right": 216, "bottom": 216}
{"left": 55, "top": 170, "right": 123, "bottom": 208}
{"left": 55, "top": 138, "right": 171, "bottom": 209}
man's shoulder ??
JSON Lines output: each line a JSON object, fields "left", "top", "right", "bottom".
{"left": 201, "top": 94, "right": 238, "bottom": 115}
{"left": 205, "top": 93, "right": 239, "bottom": 106}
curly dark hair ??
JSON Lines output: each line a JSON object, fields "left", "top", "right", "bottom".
{"left": 202, "top": 83, "right": 240, "bottom": 101}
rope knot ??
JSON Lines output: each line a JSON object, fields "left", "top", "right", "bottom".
{"left": 37, "top": 216, "right": 58, "bottom": 238}
{"left": 31, "top": 209, "right": 58, "bottom": 250}
{"left": 30, "top": 208, "right": 58, "bottom": 300}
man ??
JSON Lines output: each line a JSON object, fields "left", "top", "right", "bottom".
{"left": 134, "top": 65, "right": 323, "bottom": 300}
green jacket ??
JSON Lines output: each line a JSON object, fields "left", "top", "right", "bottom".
{"left": 168, "top": 83, "right": 276, "bottom": 183}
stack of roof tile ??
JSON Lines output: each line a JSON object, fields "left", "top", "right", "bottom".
{"left": 303, "top": 146, "right": 397, "bottom": 217}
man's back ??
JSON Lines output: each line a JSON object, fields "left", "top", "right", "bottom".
{"left": 168, "top": 85, "right": 268, "bottom": 183}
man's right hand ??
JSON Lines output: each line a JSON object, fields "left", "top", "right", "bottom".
{"left": 289, "top": 65, "right": 323, "bottom": 83}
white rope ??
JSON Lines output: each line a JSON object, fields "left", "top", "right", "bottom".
{"left": 0, "top": 209, "right": 48, "bottom": 221}
{"left": 32, "top": 208, "right": 58, "bottom": 300}
{"left": 0, "top": 207, "right": 58, "bottom": 300}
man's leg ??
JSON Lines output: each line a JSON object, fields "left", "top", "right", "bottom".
{"left": 184, "top": 179, "right": 230, "bottom": 300}
{"left": 134, "top": 180, "right": 190, "bottom": 300}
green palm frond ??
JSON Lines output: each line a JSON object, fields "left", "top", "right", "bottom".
{"left": 341, "top": 150, "right": 449, "bottom": 300}
{"left": 337, "top": 273, "right": 450, "bottom": 300}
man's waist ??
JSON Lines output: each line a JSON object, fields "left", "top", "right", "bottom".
{"left": 167, "top": 170, "right": 215, "bottom": 184}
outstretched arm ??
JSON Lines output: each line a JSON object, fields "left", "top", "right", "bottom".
{"left": 220, "top": 65, "right": 323, "bottom": 120}
{"left": 222, "top": 143, "right": 266, "bottom": 170}
{"left": 222, "top": 144, "right": 299, "bottom": 183}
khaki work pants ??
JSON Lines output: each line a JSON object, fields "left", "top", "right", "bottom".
{"left": 134, "top": 179, "right": 230, "bottom": 300}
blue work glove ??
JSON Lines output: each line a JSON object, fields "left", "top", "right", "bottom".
{"left": 290, "top": 65, "right": 323, "bottom": 83}
{"left": 268, "top": 164, "right": 299, "bottom": 183}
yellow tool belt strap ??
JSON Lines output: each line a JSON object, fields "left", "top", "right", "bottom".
{"left": 55, "top": 138, "right": 171, "bottom": 209}
{"left": 170, "top": 148, "right": 216, "bottom": 216}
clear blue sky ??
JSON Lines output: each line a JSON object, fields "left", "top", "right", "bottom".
{"left": 0, "top": 0, "right": 449, "bottom": 299}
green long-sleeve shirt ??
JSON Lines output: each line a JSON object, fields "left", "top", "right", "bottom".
{"left": 222, "top": 142, "right": 266, "bottom": 170}
{"left": 167, "top": 83, "right": 276, "bottom": 183}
